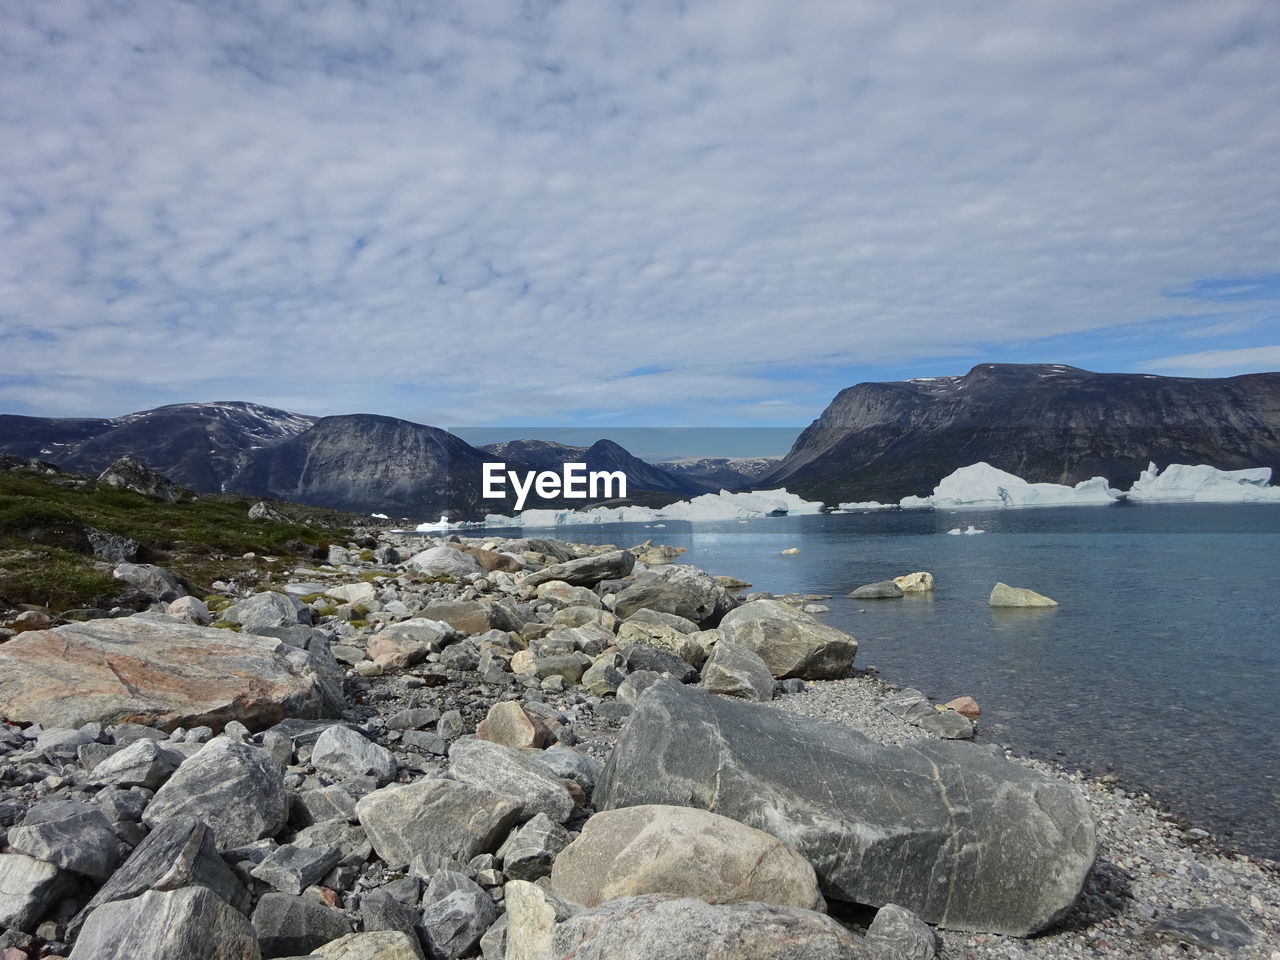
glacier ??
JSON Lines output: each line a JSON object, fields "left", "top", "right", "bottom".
{"left": 480, "top": 488, "right": 824, "bottom": 529}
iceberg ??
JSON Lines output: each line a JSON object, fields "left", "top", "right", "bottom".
{"left": 1126, "top": 462, "right": 1280, "bottom": 503}
{"left": 413, "top": 515, "right": 453, "bottom": 531}
{"left": 838, "top": 500, "right": 894, "bottom": 511}
{"left": 480, "top": 488, "right": 824, "bottom": 528}
{"left": 901, "top": 462, "right": 1121, "bottom": 509}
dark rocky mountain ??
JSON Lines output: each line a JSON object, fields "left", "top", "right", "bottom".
{"left": 0, "top": 402, "right": 316, "bottom": 493}
{"left": 482, "top": 439, "right": 588, "bottom": 473}
{"left": 759, "top": 363, "right": 1280, "bottom": 504}
{"left": 225, "top": 414, "right": 494, "bottom": 519}
{"left": 0, "top": 414, "right": 112, "bottom": 458}
{"left": 661, "top": 456, "right": 781, "bottom": 491}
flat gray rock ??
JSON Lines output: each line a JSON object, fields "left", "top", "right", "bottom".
{"left": 312, "top": 725, "right": 397, "bottom": 786}
{"left": 7, "top": 802, "right": 128, "bottom": 881}
{"left": 222, "top": 590, "right": 311, "bottom": 633}
{"left": 355, "top": 779, "right": 522, "bottom": 870}
{"left": 252, "top": 891, "right": 352, "bottom": 958}
{"left": 1149, "top": 906, "right": 1255, "bottom": 953}
{"left": 521, "top": 550, "right": 635, "bottom": 588}
{"left": 849, "top": 580, "right": 905, "bottom": 599}
{"left": 0, "top": 852, "right": 72, "bottom": 933}
{"left": 595, "top": 680, "right": 1096, "bottom": 936}
{"left": 143, "top": 737, "right": 288, "bottom": 850}
{"left": 448, "top": 737, "right": 575, "bottom": 823}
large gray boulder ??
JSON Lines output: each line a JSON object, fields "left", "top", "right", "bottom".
{"left": 699, "top": 640, "right": 774, "bottom": 701}
{"left": 143, "top": 738, "right": 288, "bottom": 850}
{"left": 521, "top": 550, "right": 635, "bottom": 589}
{"left": 221, "top": 591, "right": 311, "bottom": 633}
{"left": 354, "top": 779, "right": 522, "bottom": 869}
{"left": 0, "top": 853, "right": 72, "bottom": 933}
{"left": 448, "top": 737, "right": 575, "bottom": 823}
{"left": 252, "top": 891, "right": 352, "bottom": 957}
{"left": 7, "top": 801, "right": 128, "bottom": 880}
{"left": 312, "top": 725, "right": 398, "bottom": 786}
{"left": 69, "top": 817, "right": 249, "bottom": 939}
{"left": 549, "top": 804, "right": 823, "bottom": 911}
{"left": 0, "top": 616, "right": 341, "bottom": 732}
{"left": 504, "top": 882, "right": 875, "bottom": 960}
{"left": 594, "top": 681, "right": 1096, "bottom": 936}
{"left": 69, "top": 887, "right": 261, "bottom": 960}
{"left": 717, "top": 599, "right": 857, "bottom": 680}
{"left": 405, "top": 546, "right": 484, "bottom": 581}
{"left": 112, "top": 562, "right": 187, "bottom": 602}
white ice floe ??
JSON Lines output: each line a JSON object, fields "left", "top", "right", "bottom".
{"left": 837, "top": 500, "right": 895, "bottom": 511}
{"left": 370, "top": 512, "right": 389, "bottom": 519}
{"left": 481, "top": 488, "right": 824, "bottom": 528}
{"left": 946, "top": 525, "right": 986, "bottom": 535}
{"left": 1126, "top": 462, "right": 1280, "bottom": 503}
{"left": 900, "top": 462, "right": 1121, "bottom": 509}
{"left": 413, "top": 515, "right": 453, "bottom": 531}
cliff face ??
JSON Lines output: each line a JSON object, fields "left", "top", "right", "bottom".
{"left": 227, "top": 414, "right": 492, "bottom": 518}
{"left": 760, "top": 364, "right": 1280, "bottom": 503}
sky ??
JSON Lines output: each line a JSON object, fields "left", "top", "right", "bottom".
{"left": 2, "top": 0, "right": 1279, "bottom": 434}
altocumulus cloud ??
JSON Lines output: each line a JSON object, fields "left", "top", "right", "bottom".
{"left": 1, "top": 0, "right": 1278, "bottom": 424}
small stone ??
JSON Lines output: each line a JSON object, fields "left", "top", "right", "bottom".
{"left": 476, "top": 701, "right": 550, "bottom": 749}
{"left": 943, "top": 696, "right": 981, "bottom": 719}
{"left": 865, "top": 903, "right": 938, "bottom": 960}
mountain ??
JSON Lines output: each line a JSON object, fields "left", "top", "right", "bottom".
{"left": 0, "top": 402, "right": 316, "bottom": 492}
{"left": 661, "top": 455, "right": 781, "bottom": 490}
{"left": 226, "top": 414, "right": 493, "bottom": 519}
{"left": 759, "top": 363, "right": 1280, "bottom": 504}
{"left": 482, "top": 438, "right": 707, "bottom": 497}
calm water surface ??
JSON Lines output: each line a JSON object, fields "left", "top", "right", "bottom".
{"left": 485, "top": 503, "right": 1280, "bottom": 860}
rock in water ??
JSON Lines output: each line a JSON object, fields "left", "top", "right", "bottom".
{"left": 893, "top": 572, "right": 935, "bottom": 593}
{"left": 0, "top": 616, "right": 341, "bottom": 731}
{"left": 504, "top": 882, "right": 875, "bottom": 960}
{"left": 594, "top": 680, "right": 1096, "bottom": 936}
{"left": 143, "top": 738, "right": 287, "bottom": 850}
{"left": 69, "top": 887, "right": 260, "bottom": 960}
{"left": 717, "top": 599, "right": 857, "bottom": 680}
{"left": 848, "top": 580, "right": 905, "bottom": 599}
{"left": 989, "top": 582, "right": 1058, "bottom": 607}
{"left": 549, "top": 804, "right": 823, "bottom": 911}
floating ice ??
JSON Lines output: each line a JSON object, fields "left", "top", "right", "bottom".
{"left": 900, "top": 462, "right": 1121, "bottom": 509}
{"left": 414, "top": 515, "right": 453, "bottom": 531}
{"left": 370, "top": 512, "right": 389, "bottom": 519}
{"left": 481, "top": 488, "right": 824, "bottom": 528}
{"left": 946, "top": 524, "right": 986, "bottom": 535}
{"left": 1126, "top": 462, "right": 1280, "bottom": 503}
{"left": 838, "top": 500, "right": 894, "bottom": 511}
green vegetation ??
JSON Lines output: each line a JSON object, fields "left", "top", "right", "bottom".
{"left": 0, "top": 470, "right": 358, "bottom": 612}
{"left": 359, "top": 548, "right": 376, "bottom": 562}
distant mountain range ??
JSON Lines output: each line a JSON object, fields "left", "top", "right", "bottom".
{"left": 760, "top": 363, "right": 1280, "bottom": 503}
{"left": 5, "top": 364, "right": 1277, "bottom": 516}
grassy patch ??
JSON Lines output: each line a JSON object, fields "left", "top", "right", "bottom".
{"left": 0, "top": 471, "right": 360, "bottom": 612}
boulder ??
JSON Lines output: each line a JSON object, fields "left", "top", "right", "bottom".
{"left": 312, "top": 725, "right": 398, "bottom": 786}
{"left": 1148, "top": 906, "right": 1255, "bottom": 953}
{"left": 944, "top": 696, "right": 981, "bottom": 719}
{"left": 88, "top": 738, "right": 183, "bottom": 790}
{"left": 893, "top": 572, "right": 935, "bottom": 593}
{"left": 717, "top": 599, "right": 857, "bottom": 680}
{"left": 848, "top": 580, "right": 904, "bottom": 599}
{"left": 0, "top": 616, "right": 341, "bottom": 732}
{"left": 521, "top": 550, "right": 636, "bottom": 589}
{"left": 594, "top": 681, "right": 1097, "bottom": 936}
{"left": 528, "top": 746, "right": 604, "bottom": 797}
{"left": 221, "top": 591, "right": 311, "bottom": 633}
{"left": 368, "top": 631, "right": 428, "bottom": 671}
{"left": 143, "top": 738, "right": 288, "bottom": 850}
{"left": 449, "top": 543, "right": 524, "bottom": 573}
{"left": 534, "top": 581, "right": 602, "bottom": 609}
{"left": 865, "top": 903, "right": 938, "bottom": 960}
{"left": 419, "top": 601, "right": 520, "bottom": 636}
{"left": 69, "top": 817, "right": 249, "bottom": 939}
{"left": 616, "top": 621, "right": 706, "bottom": 667}
{"left": 504, "top": 882, "right": 875, "bottom": 960}
{"left": 113, "top": 562, "right": 187, "bottom": 602}
{"left": 354, "top": 779, "right": 522, "bottom": 869}
{"left": 315, "top": 932, "right": 425, "bottom": 960}
{"left": 98, "top": 456, "right": 185, "bottom": 501}
{"left": 699, "top": 640, "right": 774, "bottom": 701}
{"left": 614, "top": 578, "right": 716, "bottom": 623}
{"left": 476, "top": 701, "right": 550, "bottom": 749}
{"left": 549, "top": 804, "right": 823, "bottom": 911}
{"left": 328, "top": 581, "right": 379, "bottom": 605}
{"left": 248, "top": 500, "right": 290, "bottom": 522}
{"left": 167, "top": 595, "right": 212, "bottom": 625}
{"left": 87, "top": 527, "right": 140, "bottom": 562}
{"left": 0, "top": 853, "right": 72, "bottom": 933}
{"left": 252, "top": 891, "right": 352, "bottom": 957}
{"left": 405, "top": 546, "right": 484, "bottom": 581}
{"left": 621, "top": 645, "right": 698, "bottom": 683}
{"left": 69, "top": 887, "right": 260, "bottom": 960}
{"left": 449, "top": 737, "right": 575, "bottom": 823}
{"left": 500, "top": 813, "right": 573, "bottom": 882}
{"left": 420, "top": 885, "right": 500, "bottom": 960}
{"left": 7, "top": 802, "right": 128, "bottom": 881}
{"left": 989, "top": 582, "right": 1058, "bottom": 607}
{"left": 250, "top": 843, "right": 343, "bottom": 896}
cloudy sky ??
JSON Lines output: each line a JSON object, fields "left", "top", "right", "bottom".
{"left": 2, "top": 0, "right": 1278, "bottom": 432}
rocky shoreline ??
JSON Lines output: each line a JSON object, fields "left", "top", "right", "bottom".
{"left": 0, "top": 530, "right": 1275, "bottom": 959}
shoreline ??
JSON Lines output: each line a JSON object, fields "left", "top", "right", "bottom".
{"left": 1, "top": 530, "right": 1276, "bottom": 958}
